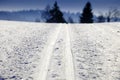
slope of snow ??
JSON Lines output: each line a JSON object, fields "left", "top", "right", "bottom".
{"left": 0, "top": 20, "right": 120, "bottom": 80}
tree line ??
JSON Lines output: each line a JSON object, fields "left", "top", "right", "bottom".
{"left": 41, "top": 1, "right": 120, "bottom": 23}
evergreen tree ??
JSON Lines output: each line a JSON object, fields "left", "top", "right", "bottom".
{"left": 80, "top": 1, "right": 93, "bottom": 23}
{"left": 46, "top": 1, "right": 66, "bottom": 23}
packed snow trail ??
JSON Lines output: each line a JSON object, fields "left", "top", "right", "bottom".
{"left": 36, "top": 25, "right": 61, "bottom": 80}
{"left": 46, "top": 24, "right": 75, "bottom": 80}
{"left": 46, "top": 25, "right": 66, "bottom": 80}
{"left": 65, "top": 24, "right": 75, "bottom": 80}
{"left": 0, "top": 20, "right": 120, "bottom": 80}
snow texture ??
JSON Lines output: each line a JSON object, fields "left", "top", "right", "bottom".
{"left": 0, "top": 20, "right": 120, "bottom": 80}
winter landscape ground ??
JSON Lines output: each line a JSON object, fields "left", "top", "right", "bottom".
{"left": 0, "top": 20, "right": 120, "bottom": 80}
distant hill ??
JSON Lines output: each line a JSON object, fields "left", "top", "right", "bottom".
{"left": 0, "top": 10, "right": 43, "bottom": 22}
{"left": 0, "top": 10, "right": 119, "bottom": 23}
{"left": 0, "top": 10, "right": 80, "bottom": 23}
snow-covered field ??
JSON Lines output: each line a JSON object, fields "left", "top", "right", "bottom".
{"left": 0, "top": 20, "right": 120, "bottom": 80}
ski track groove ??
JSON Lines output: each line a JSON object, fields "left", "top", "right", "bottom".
{"left": 46, "top": 24, "right": 66, "bottom": 80}
{"left": 37, "top": 25, "right": 62, "bottom": 80}
{"left": 65, "top": 24, "right": 75, "bottom": 80}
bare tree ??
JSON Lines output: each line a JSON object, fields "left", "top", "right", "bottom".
{"left": 68, "top": 16, "right": 74, "bottom": 23}
{"left": 41, "top": 4, "right": 51, "bottom": 22}
{"left": 106, "top": 8, "right": 120, "bottom": 22}
{"left": 112, "top": 9, "right": 120, "bottom": 21}
{"left": 106, "top": 9, "right": 113, "bottom": 22}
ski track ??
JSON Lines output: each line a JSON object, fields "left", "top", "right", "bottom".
{"left": 0, "top": 20, "right": 120, "bottom": 80}
{"left": 36, "top": 25, "right": 61, "bottom": 80}
{"left": 46, "top": 24, "right": 66, "bottom": 80}
{"left": 65, "top": 24, "right": 75, "bottom": 80}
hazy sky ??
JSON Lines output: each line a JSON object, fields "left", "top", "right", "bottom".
{"left": 0, "top": 0, "right": 120, "bottom": 14}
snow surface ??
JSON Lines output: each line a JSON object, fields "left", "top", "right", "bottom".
{"left": 0, "top": 20, "right": 120, "bottom": 80}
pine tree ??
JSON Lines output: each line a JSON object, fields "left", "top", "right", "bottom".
{"left": 46, "top": 1, "right": 66, "bottom": 23}
{"left": 80, "top": 1, "right": 93, "bottom": 23}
